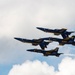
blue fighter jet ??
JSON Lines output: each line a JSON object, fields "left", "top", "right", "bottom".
{"left": 37, "top": 27, "right": 75, "bottom": 39}
{"left": 14, "top": 37, "right": 52, "bottom": 50}
{"left": 27, "top": 47, "right": 63, "bottom": 57}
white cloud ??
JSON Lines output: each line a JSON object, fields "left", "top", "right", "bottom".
{"left": 8, "top": 60, "right": 55, "bottom": 75}
{"left": 8, "top": 57, "right": 75, "bottom": 75}
{"left": 56, "top": 57, "right": 75, "bottom": 75}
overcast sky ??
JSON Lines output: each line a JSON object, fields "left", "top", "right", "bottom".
{"left": 0, "top": 0, "right": 75, "bottom": 75}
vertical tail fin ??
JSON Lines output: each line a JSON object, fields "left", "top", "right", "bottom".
{"left": 54, "top": 47, "right": 59, "bottom": 52}
{"left": 71, "top": 35, "right": 75, "bottom": 41}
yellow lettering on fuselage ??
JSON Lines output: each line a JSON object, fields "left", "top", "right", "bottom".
{"left": 54, "top": 33, "right": 60, "bottom": 35}
{"left": 46, "top": 52, "right": 51, "bottom": 55}
{"left": 59, "top": 43, "right": 64, "bottom": 45}
{"left": 62, "top": 41, "right": 67, "bottom": 43}
{"left": 63, "top": 37, "right": 70, "bottom": 41}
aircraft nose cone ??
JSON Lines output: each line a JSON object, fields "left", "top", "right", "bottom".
{"left": 14, "top": 37, "right": 22, "bottom": 41}
{"left": 27, "top": 50, "right": 31, "bottom": 51}
{"left": 27, "top": 49, "right": 34, "bottom": 52}
{"left": 36, "top": 27, "right": 45, "bottom": 31}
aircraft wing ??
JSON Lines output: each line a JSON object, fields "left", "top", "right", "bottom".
{"left": 61, "top": 33, "right": 68, "bottom": 39}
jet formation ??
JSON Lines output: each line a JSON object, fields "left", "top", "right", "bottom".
{"left": 14, "top": 27, "right": 75, "bottom": 57}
